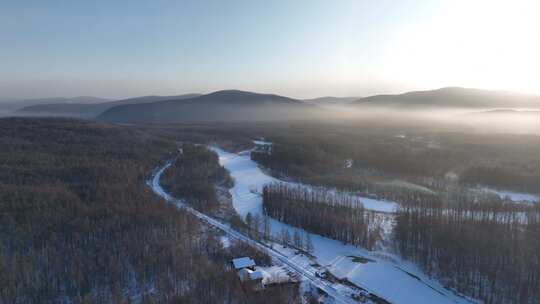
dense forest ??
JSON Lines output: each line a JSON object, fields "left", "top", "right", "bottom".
{"left": 137, "top": 120, "right": 540, "bottom": 194}
{"left": 262, "top": 183, "right": 381, "bottom": 250}
{"left": 395, "top": 195, "right": 540, "bottom": 304}
{"left": 242, "top": 122, "right": 540, "bottom": 195}
{"left": 160, "top": 144, "right": 232, "bottom": 214}
{"left": 253, "top": 138, "right": 540, "bottom": 196}
{"left": 461, "top": 166, "right": 540, "bottom": 194}
{"left": 0, "top": 118, "right": 299, "bottom": 304}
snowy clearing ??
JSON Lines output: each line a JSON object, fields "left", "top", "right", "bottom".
{"left": 209, "top": 146, "right": 474, "bottom": 304}
{"left": 209, "top": 146, "right": 398, "bottom": 214}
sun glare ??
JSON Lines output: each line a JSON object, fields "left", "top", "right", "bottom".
{"left": 383, "top": 0, "right": 540, "bottom": 93}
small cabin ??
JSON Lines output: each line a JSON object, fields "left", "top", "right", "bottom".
{"left": 232, "top": 257, "right": 256, "bottom": 271}
{"left": 232, "top": 258, "right": 295, "bottom": 291}
{"left": 253, "top": 139, "right": 272, "bottom": 155}
{"left": 232, "top": 257, "right": 264, "bottom": 289}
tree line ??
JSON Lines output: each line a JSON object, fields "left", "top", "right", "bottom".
{"left": 394, "top": 194, "right": 540, "bottom": 304}
{"left": 262, "top": 183, "right": 381, "bottom": 250}
{"left": 461, "top": 166, "right": 540, "bottom": 194}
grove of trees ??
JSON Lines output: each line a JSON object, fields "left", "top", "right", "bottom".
{"left": 262, "top": 183, "right": 381, "bottom": 250}
{"left": 160, "top": 144, "right": 232, "bottom": 214}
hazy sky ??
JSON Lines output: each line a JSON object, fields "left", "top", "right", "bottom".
{"left": 1, "top": 0, "right": 539, "bottom": 99}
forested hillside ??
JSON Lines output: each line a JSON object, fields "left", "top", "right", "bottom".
{"left": 0, "top": 118, "right": 297, "bottom": 304}
{"left": 97, "top": 90, "right": 320, "bottom": 124}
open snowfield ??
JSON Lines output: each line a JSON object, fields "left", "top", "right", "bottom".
{"left": 210, "top": 146, "right": 398, "bottom": 214}
{"left": 209, "top": 146, "right": 474, "bottom": 304}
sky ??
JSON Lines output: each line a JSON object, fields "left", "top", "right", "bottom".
{"left": 1, "top": 0, "right": 539, "bottom": 99}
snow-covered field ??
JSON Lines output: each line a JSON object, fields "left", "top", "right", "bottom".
{"left": 210, "top": 146, "right": 398, "bottom": 214}
{"left": 210, "top": 146, "right": 474, "bottom": 304}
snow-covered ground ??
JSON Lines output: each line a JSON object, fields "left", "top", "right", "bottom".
{"left": 258, "top": 265, "right": 293, "bottom": 285}
{"left": 479, "top": 187, "right": 539, "bottom": 203}
{"left": 210, "top": 146, "right": 397, "bottom": 214}
{"left": 210, "top": 146, "right": 474, "bottom": 304}
{"left": 376, "top": 180, "right": 436, "bottom": 195}
{"left": 253, "top": 139, "right": 273, "bottom": 146}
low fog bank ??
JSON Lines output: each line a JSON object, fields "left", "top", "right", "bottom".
{"left": 4, "top": 95, "right": 539, "bottom": 135}
{"left": 321, "top": 105, "right": 540, "bottom": 135}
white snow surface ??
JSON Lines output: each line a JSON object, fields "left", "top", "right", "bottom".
{"left": 480, "top": 187, "right": 539, "bottom": 203}
{"left": 220, "top": 236, "right": 231, "bottom": 248}
{"left": 259, "top": 266, "right": 292, "bottom": 285}
{"left": 210, "top": 146, "right": 474, "bottom": 304}
{"left": 210, "top": 146, "right": 397, "bottom": 214}
{"left": 253, "top": 140, "right": 273, "bottom": 146}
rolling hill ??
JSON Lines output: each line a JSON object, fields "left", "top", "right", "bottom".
{"left": 351, "top": 87, "right": 540, "bottom": 109}
{"left": 0, "top": 96, "right": 110, "bottom": 115}
{"left": 97, "top": 90, "right": 320, "bottom": 123}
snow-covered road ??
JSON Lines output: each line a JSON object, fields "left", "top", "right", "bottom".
{"left": 148, "top": 162, "right": 360, "bottom": 304}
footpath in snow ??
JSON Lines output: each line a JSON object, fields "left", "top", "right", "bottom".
{"left": 209, "top": 146, "right": 474, "bottom": 304}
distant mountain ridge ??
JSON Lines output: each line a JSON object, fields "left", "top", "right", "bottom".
{"left": 97, "top": 90, "right": 320, "bottom": 123}
{"left": 351, "top": 87, "right": 540, "bottom": 109}
{"left": 10, "top": 87, "right": 540, "bottom": 121}
{"left": 303, "top": 96, "right": 359, "bottom": 106}
{"left": 469, "top": 109, "right": 540, "bottom": 116}
{"left": 17, "top": 94, "right": 200, "bottom": 118}
{"left": 0, "top": 96, "right": 110, "bottom": 112}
